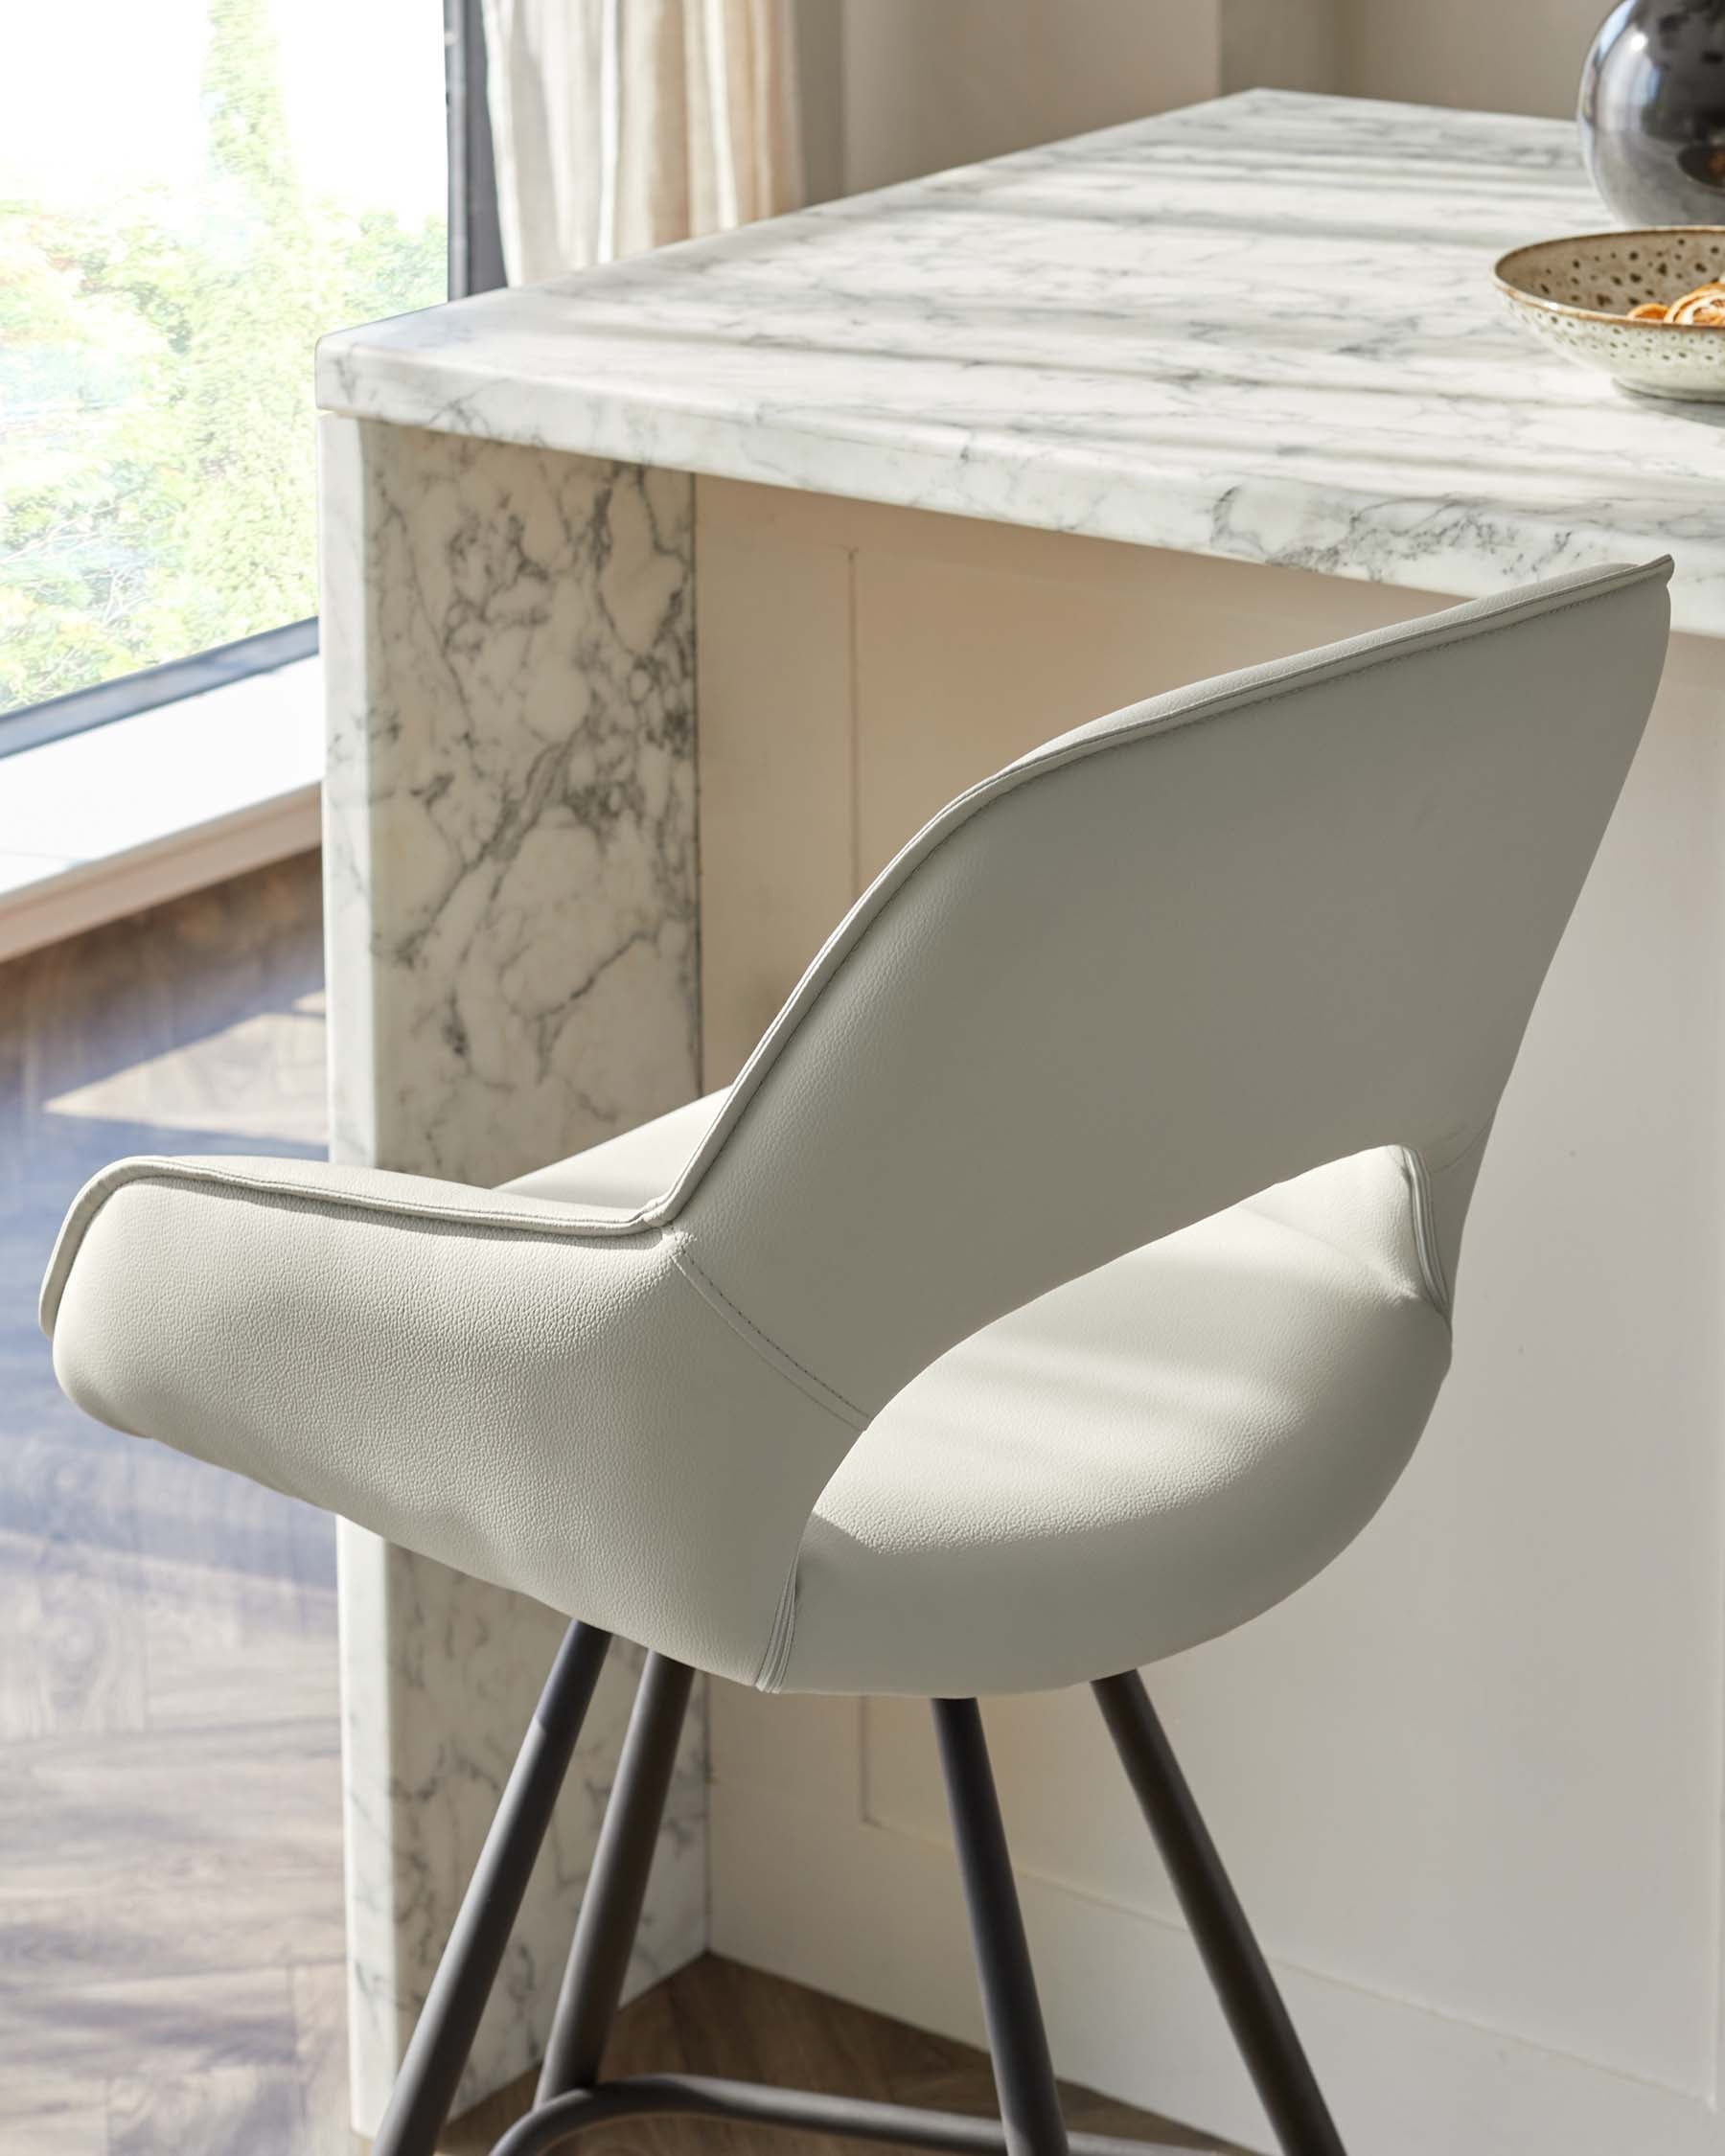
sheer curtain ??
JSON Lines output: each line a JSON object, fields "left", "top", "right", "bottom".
{"left": 479, "top": 0, "right": 804, "bottom": 283}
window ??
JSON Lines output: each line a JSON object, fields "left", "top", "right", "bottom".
{"left": 0, "top": 0, "right": 448, "bottom": 734}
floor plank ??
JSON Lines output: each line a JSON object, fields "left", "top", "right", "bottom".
{"left": 291, "top": 1961, "right": 358, "bottom": 2156}
{"left": 0, "top": 1434, "right": 148, "bottom": 1741}
{"left": 106, "top": 2063, "right": 307, "bottom": 2156}
{"left": 0, "top": 859, "right": 347, "bottom": 2152}
{"left": 0, "top": 1964, "right": 301, "bottom": 2155}
{"left": 443, "top": 1957, "right": 1230, "bottom": 2156}
{"left": 0, "top": 1716, "right": 345, "bottom": 1990}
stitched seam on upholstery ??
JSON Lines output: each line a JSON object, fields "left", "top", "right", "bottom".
{"left": 752, "top": 1560, "right": 800, "bottom": 1692}
{"left": 43, "top": 1164, "right": 873, "bottom": 1438}
{"left": 663, "top": 1241, "right": 856, "bottom": 1697}
{"left": 77, "top": 1157, "right": 649, "bottom": 1236}
{"left": 37, "top": 1157, "right": 660, "bottom": 1335}
{"left": 1239, "top": 1174, "right": 1438, "bottom": 1317}
{"left": 641, "top": 560, "right": 1670, "bottom": 1227}
{"left": 666, "top": 1237, "right": 870, "bottom": 1431}
{"left": 1410, "top": 1120, "right": 1494, "bottom": 1326}
{"left": 1399, "top": 1146, "right": 1453, "bottom": 1328}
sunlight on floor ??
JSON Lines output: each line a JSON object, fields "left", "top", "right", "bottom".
{"left": 44, "top": 990, "right": 329, "bottom": 1149}
{"left": 0, "top": 861, "right": 348, "bottom": 2156}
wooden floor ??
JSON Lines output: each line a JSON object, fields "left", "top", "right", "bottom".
{"left": 447, "top": 1957, "right": 1225, "bottom": 2156}
{"left": 0, "top": 858, "right": 342, "bottom": 2156}
{"left": 0, "top": 856, "right": 1223, "bottom": 2156}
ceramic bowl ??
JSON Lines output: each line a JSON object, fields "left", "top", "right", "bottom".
{"left": 1495, "top": 227, "right": 1725, "bottom": 401}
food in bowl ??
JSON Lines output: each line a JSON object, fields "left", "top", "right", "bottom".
{"left": 1494, "top": 228, "right": 1725, "bottom": 398}
{"left": 1624, "top": 279, "right": 1725, "bottom": 324}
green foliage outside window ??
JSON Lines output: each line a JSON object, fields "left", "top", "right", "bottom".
{"left": 0, "top": 0, "right": 445, "bottom": 712}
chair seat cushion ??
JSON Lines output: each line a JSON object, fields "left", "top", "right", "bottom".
{"left": 780, "top": 1146, "right": 1452, "bottom": 1696}
{"left": 515, "top": 1113, "right": 1453, "bottom": 1696}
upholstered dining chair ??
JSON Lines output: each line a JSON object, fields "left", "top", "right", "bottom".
{"left": 42, "top": 558, "right": 1671, "bottom": 2156}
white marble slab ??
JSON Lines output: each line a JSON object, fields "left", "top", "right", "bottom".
{"left": 317, "top": 418, "right": 703, "bottom": 2130}
{"left": 319, "top": 89, "right": 1725, "bottom": 638}
{"left": 318, "top": 421, "right": 699, "bottom": 1191}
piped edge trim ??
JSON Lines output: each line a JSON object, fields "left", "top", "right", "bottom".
{"left": 39, "top": 1153, "right": 653, "bottom": 1339}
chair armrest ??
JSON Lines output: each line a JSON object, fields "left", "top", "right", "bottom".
{"left": 40, "top": 1153, "right": 642, "bottom": 1333}
{"left": 44, "top": 1154, "right": 859, "bottom": 1687}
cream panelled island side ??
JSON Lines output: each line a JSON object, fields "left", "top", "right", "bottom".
{"left": 315, "top": 89, "right": 1725, "bottom": 2156}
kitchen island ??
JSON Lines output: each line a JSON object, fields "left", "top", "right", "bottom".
{"left": 317, "top": 89, "right": 1725, "bottom": 2155}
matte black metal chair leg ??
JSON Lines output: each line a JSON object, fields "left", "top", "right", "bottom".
{"left": 536, "top": 1652, "right": 697, "bottom": 2100}
{"left": 1092, "top": 1672, "right": 1346, "bottom": 2156}
{"left": 933, "top": 1698, "right": 1070, "bottom": 2156}
{"left": 372, "top": 1620, "right": 613, "bottom": 2156}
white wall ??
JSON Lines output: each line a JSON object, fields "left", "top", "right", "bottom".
{"left": 796, "top": 0, "right": 1603, "bottom": 207}
{"left": 797, "top": 0, "right": 1342, "bottom": 202}
{"left": 1340, "top": 0, "right": 1607, "bottom": 119}
{"left": 835, "top": 0, "right": 1222, "bottom": 195}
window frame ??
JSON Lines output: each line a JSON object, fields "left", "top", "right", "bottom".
{"left": 0, "top": 619, "right": 318, "bottom": 761}
{"left": 0, "top": 1, "right": 504, "bottom": 763}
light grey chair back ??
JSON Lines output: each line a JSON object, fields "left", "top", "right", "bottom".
{"left": 36, "top": 559, "right": 1672, "bottom": 1692}
{"left": 664, "top": 561, "right": 1670, "bottom": 1418}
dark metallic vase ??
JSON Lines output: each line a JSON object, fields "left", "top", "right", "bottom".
{"left": 1579, "top": 0, "right": 1725, "bottom": 225}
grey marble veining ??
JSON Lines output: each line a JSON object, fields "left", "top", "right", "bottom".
{"left": 319, "top": 419, "right": 699, "bottom": 1188}
{"left": 319, "top": 90, "right": 1725, "bottom": 638}
{"left": 317, "top": 419, "right": 703, "bottom": 2130}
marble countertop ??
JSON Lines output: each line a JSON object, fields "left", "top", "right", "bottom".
{"left": 319, "top": 89, "right": 1725, "bottom": 637}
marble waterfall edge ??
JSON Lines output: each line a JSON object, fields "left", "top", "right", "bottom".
{"left": 318, "top": 417, "right": 705, "bottom": 2129}
{"left": 318, "top": 92, "right": 1725, "bottom": 636}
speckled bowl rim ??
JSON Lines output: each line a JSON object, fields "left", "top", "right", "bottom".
{"left": 1494, "top": 227, "right": 1725, "bottom": 333}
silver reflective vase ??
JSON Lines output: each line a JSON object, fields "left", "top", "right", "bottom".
{"left": 1579, "top": 0, "right": 1725, "bottom": 225}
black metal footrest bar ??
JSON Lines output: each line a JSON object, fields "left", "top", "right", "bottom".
{"left": 377, "top": 1620, "right": 1346, "bottom": 2156}
{"left": 488, "top": 2072, "right": 1168, "bottom": 2156}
